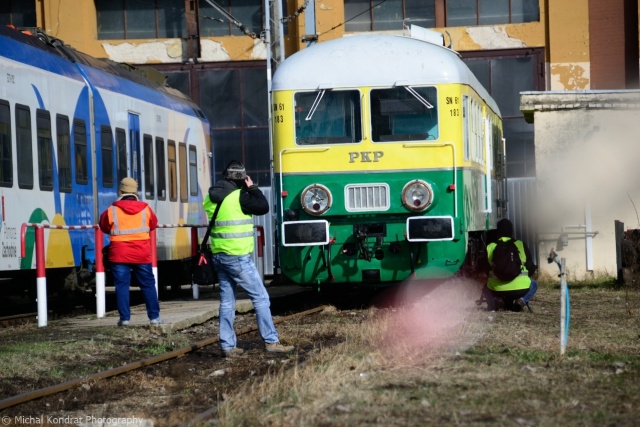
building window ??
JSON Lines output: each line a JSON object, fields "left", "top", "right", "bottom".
{"left": 447, "top": 0, "right": 539, "bottom": 26}
{"left": 344, "top": 0, "right": 538, "bottom": 31}
{"left": 200, "top": 0, "right": 263, "bottom": 37}
{"left": 96, "top": 0, "right": 186, "bottom": 40}
{"left": 0, "top": 0, "right": 36, "bottom": 27}
{"left": 462, "top": 49, "right": 544, "bottom": 178}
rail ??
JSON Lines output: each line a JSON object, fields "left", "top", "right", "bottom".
{"left": 20, "top": 222, "right": 265, "bottom": 327}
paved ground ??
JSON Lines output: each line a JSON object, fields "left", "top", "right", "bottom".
{"left": 64, "top": 284, "right": 308, "bottom": 332}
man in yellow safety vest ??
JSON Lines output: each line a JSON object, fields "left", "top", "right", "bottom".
{"left": 203, "top": 161, "right": 294, "bottom": 357}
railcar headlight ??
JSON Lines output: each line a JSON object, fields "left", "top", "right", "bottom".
{"left": 402, "top": 180, "right": 433, "bottom": 212}
{"left": 301, "top": 184, "right": 332, "bottom": 215}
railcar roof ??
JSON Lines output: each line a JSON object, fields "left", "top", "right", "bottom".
{"left": 0, "top": 25, "right": 204, "bottom": 118}
{"left": 272, "top": 34, "right": 500, "bottom": 116}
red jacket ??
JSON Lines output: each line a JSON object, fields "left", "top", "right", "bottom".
{"left": 99, "top": 196, "right": 158, "bottom": 264}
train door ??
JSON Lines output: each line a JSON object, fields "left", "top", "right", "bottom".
{"left": 127, "top": 113, "right": 142, "bottom": 185}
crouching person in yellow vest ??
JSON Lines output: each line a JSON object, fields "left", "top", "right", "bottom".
{"left": 203, "top": 161, "right": 294, "bottom": 357}
{"left": 481, "top": 218, "right": 538, "bottom": 312}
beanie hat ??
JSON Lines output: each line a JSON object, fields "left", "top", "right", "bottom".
{"left": 224, "top": 161, "right": 246, "bottom": 181}
{"left": 120, "top": 177, "right": 138, "bottom": 194}
{"left": 496, "top": 218, "right": 513, "bottom": 238}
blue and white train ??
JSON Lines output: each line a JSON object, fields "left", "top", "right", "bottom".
{"left": 0, "top": 25, "right": 212, "bottom": 299}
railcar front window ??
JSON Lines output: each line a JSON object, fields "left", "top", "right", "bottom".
{"left": 370, "top": 86, "right": 438, "bottom": 142}
{"left": 294, "top": 90, "right": 362, "bottom": 145}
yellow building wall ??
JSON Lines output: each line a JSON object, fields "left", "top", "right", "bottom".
{"left": 34, "top": 0, "right": 639, "bottom": 91}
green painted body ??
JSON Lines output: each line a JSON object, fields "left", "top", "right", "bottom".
{"left": 275, "top": 168, "right": 489, "bottom": 286}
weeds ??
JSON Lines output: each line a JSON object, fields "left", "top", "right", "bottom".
{"left": 213, "top": 279, "right": 640, "bottom": 427}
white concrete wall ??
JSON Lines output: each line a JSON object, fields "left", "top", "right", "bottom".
{"left": 521, "top": 91, "right": 640, "bottom": 281}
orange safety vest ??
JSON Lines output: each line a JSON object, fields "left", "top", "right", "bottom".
{"left": 106, "top": 206, "right": 152, "bottom": 242}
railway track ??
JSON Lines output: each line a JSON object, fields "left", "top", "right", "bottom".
{"left": 0, "top": 304, "right": 330, "bottom": 425}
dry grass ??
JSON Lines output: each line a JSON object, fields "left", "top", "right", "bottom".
{"left": 214, "top": 278, "right": 640, "bottom": 427}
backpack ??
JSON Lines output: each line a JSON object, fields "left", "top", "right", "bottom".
{"left": 492, "top": 239, "right": 523, "bottom": 282}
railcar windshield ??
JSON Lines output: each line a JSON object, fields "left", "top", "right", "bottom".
{"left": 370, "top": 86, "right": 438, "bottom": 142}
{"left": 294, "top": 90, "right": 362, "bottom": 145}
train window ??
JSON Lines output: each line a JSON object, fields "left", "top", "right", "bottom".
{"left": 0, "top": 100, "right": 12, "bottom": 188}
{"left": 156, "top": 137, "right": 166, "bottom": 201}
{"left": 463, "top": 96, "right": 470, "bottom": 161}
{"left": 156, "top": 138, "right": 167, "bottom": 200}
{"left": 143, "top": 134, "right": 154, "bottom": 199}
{"left": 168, "top": 140, "right": 177, "bottom": 202}
{"left": 115, "top": 128, "right": 127, "bottom": 186}
{"left": 100, "top": 125, "right": 114, "bottom": 188}
{"left": 74, "top": 119, "right": 88, "bottom": 185}
{"left": 294, "top": 90, "right": 362, "bottom": 145}
{"left": 370, "top": 86, "right": 439, "bottom": 143}
{"left": 188, "top": 145, "right": 198, "bottom": 196}
{"left": 179, "top": 142, "right": 188, "bottom": 202}
{"left": 16, "top": 104, "right": 33, "bottom": 190}
{"left": 36, "top": 110, "right": 54, "bottom": 191}
{"left": 56, "top": 115, "right": 71, "bottom": 193}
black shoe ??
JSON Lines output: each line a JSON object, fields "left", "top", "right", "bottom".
{"left": 513, "top": 298, "right": 525, "bottom": 312}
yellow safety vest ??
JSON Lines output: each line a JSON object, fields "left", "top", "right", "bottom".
{"left": 203, "top": 190, "right": 254, "bottom": 255}
{"left": 487, "top": 238, "right": 531, "bottom": 291}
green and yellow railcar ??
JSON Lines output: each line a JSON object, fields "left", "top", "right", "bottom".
{"left": 271, "top": 31, "right": 505, "bottom": 287}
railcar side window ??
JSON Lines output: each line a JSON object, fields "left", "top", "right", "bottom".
{"left": 188, "top": 145, "right": 197, "bottom": 196}
{"left": 56, "top": 115, "right": 71, "bottom": 193}
{"left": 294, "top": 90, "right": 362, "bottom": 145}
{"left": 168, "top": 140, "right": 177, "bottom": 202}
{"left": 178, "top": 142, "right": 188, "bottom": 202}
{"left": 370, "top": 86, "right": 438, "bottom": 143}
{"left": 0, "top": 100, "right": 12, "bottom": 188}
{"left": 100, "top": 125, "right": 114, "bottom": 187}
{"left": 115, "top": 128, "right": 127, "bottom": 186}
{"left": 74, "top": 119, "right": 88, "bottom": 185}
{"left": 36, "top": 110, "right": 54, "bottom": 191}
{"left": 143, "top": 134, "right": 154, "bottom": 199}
{"left": 156, "top": 137, "right": 166, "bottom": 201}
{"left": 16, "top": 104, "right": 33, "bottom": 190}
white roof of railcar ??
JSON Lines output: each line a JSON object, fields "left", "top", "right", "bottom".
{"left": 272, "top": 34, "right": 500, "bottom": 116}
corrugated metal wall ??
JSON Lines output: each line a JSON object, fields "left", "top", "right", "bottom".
{"left": 507, "top": 177, "right": 538, "bottom": 265}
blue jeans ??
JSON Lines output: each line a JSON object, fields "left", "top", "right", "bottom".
{"left": 111, "top": 263, "right": 160, "bottom": 321}
{"left": 212, "top": 252, "right": 279, "bottom": 350}
{"left": 483, "top": 279, "right": 538, "bottom": 309}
